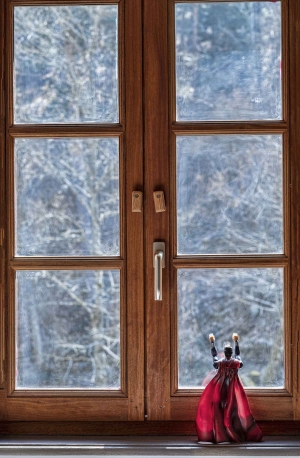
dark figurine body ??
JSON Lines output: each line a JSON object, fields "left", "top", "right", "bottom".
{"left": 196, "top": 335, "right": 263, "bottom": 444}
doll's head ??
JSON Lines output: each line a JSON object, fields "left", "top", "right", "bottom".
{"left": 224, "top": 345, "right": 233, "bottom": 358}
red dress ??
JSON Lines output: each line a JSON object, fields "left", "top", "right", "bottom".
{"left": 196, "top": 357, "right": 263, "bottom": 443}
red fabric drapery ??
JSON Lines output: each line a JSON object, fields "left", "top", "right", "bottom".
{"left": 196, "top": 358, "right": 263, "bottom": 443}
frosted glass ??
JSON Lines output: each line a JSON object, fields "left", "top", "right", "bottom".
{"left": 178, "top": 268, "right": 284, "bottom": 388}
{"left": 177, "top": 135, "right": 283, "bottom": 255}
{"left": 14, "top": 6, "right": 118, "bottom": 123}
{"left": 15, "top": 137, "right": 119, "bottom": 256}
{"left": 176, "top": 2, "right": 282, "bottom": 121}
{"left": 16, "top": 270, "right": 120, "bottom": 389}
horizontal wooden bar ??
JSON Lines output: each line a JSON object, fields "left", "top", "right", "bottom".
{"left": 173, "top": 256, "right": 289, "bottom": 269}
{"left": 174, "top": 0, "right": 281, "bottom": 4}
{"left": 169, "top": 395, "right": 293, "bottom": 421}
{"left": 10, "top": 257, "right": 123, "bottom": 270}
{"left": 173, "top": 388, "right": 291, "bottom": 397}
{"left": 10, "top": 389, "right": 126, "bottom": 397}
{"left": 9, "top": 124, "right": 123, "bottom": 137}
{"left": 3, "top": 398, "right": 129, "bottom": 421}
{"left": 10, "top": 0, "right": 121, "bottom": 5}
{"left": 0, "top": 420, "right": 298, "bottom": 436}
{"left": 173, "top": 121, "right": 288, "bottom": 135}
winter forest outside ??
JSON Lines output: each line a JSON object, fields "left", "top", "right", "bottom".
{"left": 13, "top": 2, "right": 284, "bottom": 390}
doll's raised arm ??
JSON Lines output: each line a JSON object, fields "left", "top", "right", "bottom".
{"left": 232, "top": 333, "right": 244, "bottom": 368}
{"left": 209, "top": 333, "right": 219, "bottom": 369}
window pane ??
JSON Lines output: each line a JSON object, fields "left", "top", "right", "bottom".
{"left": 16, "top": 270, "right": 120, "bottom": 389}
{"left": 178, "top": 268, "right": 284, "bottom": 388}
{"left": 15, "top": 138, "right": 119, "bottom": 257}
{"left": 14, "top": 6, "right": 118, "bottom": 124}
{"left": 177, "top": 135, "right": 283, "bottom": 255}
{"left": 176, "top": 2, "right": 282, "bottom": 121}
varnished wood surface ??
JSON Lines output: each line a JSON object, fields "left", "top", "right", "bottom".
{"left": 0, "top": 421, "right": 299, "bottom": 436}
{"left": 132, "top": 192, "right": 143, "bottom": 213}
{"left": 3, "top": 398, "right": 130, "bottom": 422}
{"left": 9, "top": 125, "right": 124, "bottom": 137}
{"left": 168, "top": 0, "right": 292, "bottom": 422}
{"left": 0, "top": 0, "right": 5, "bottom": 389}
{"left": 289, "top": 0, "right": 300, "bottom": 421}
{"left": 9, "top": 0, "right": 122, "bottom": 5}
{"left": 3, "top": 0, "right": 145, "bottom": 422}
{"left": 172, "top": 257, "right": 289, "bottom": 268}
{"left": 144, "top": 0, "right": 171, "bottom": 420}
{"left": 169, "top": 395, "right": 293, "bottom": 421}
{"left": 173, "top": 122, "right": 288, "bottom": 135}
{"left": 0, "top": 0, "right": 299, "bottom": 431}
{"left": 124, "top": 0, "right": 144, "bottom": 421}
{"left": 10, "top": 259, "right": 124, "bottom": 269}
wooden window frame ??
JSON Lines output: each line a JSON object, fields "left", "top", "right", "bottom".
{"left": 0, "top": 0, "right": 300, "bottom": 435}
{"left": 0, "top": 0, "right": 144, "bottom": 422}
{"left": 144, "top": 0, "right": 296, "bottom": 425}
{"left": 169, "top": 0, "right": 291, "bottom": 420}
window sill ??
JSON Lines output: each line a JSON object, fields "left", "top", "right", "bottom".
{"left": 0, "top": 436, "right": 300, "bottom": 456}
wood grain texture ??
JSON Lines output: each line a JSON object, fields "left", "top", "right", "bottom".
{"left": 0, "top": 420, "right": 299, "bottom": 436}
{"left": 124, "top": 0, "right": 144, "bottom": 421}
{"left": 0, "top": 420, "right": 195, "bottom": 436}
{"left": 7, "top": 268, "right": 16, "bottom": 396}
{"left": 173, "top": 388, "right": 291, "bottom": 396}
{"left": 281, "top": 0, "right": 289, "bottom": 124}
{"left": 169, "top": 395, "right": 293, "bottom": 421}
{"left": 0, "top": 0, "right": 299, "bottom": 431}
{"left": 10, "top": 259, "right": 124, "bottom": 269}
{"left": 6, "top": 1, "right": 13, "bottom": 129}
{"left": 289, "top": 0, "right": 300, "bottom": 421}
{"left": 132, "top": 192, "right": 143, "bottom": 213}
{"left": 168, "top": 0, "right": 293, "bottom": 422}
{"left": 4, "top": 0, "right": 144, "bottom": 422}
{"left": 0, "top": 291, "right": 4, "bottom": 387}
{"left": 3, "top": 398, "right": 129, "bottom": 421}
{"left": 282, "top": 0, "right": 292, "bottom": 395}
{"left": 173, "top": 257, "right": 289, "bottom": 268}
{"left": 9, "top": 0, "right": 122, "bottom": 6}
{"left": 153, "top": 192, "right": 166, "bottom": 213}
{"left": 9, "top": 125, "right": 123, "bottom": 137}
{"left": 144, "top": 0, "right": 171, "bottom": 420}
{"left": 173, "top": 122, "right": 288, "bottom": 135}
{"left": 0, "top": 0, "right": 5, "bottom": 389}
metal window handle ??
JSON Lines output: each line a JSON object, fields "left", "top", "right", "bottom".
{"left": 153, "top": 242, "right": 165, "bottom": 301}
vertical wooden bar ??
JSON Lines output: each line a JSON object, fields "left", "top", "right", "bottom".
{"left": 289, "top": 0, "right": 300, "bottom": 420}
{"left": 144, "top": 0, "right": 171, "bottom": 420}
{"left": 0, "top": 0, "right": 6, "bottom": 388}
{"left": 125, "top": 0, "right": 144, "bottom": 421}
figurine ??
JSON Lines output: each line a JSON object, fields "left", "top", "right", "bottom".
{"left": 196, "top": 333, "right": 263, "bottom": 443}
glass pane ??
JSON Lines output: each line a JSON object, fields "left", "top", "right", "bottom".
{"left": 15, "top": 138, "right": 119, "bottom": 256}
{"left": 178, "top": 268, "right": 284, "bottom": 388}
{"left": 16, "top": 270, "right": 120, "bottom": 389}
{"left": 14, "top": 5, "right": 118, "bottom": 124}
{"left": 176, "top": 2, "right": 282, "bottom": 121}
{"left": 177, "top": 135, "right": 283, "bottom": 255}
